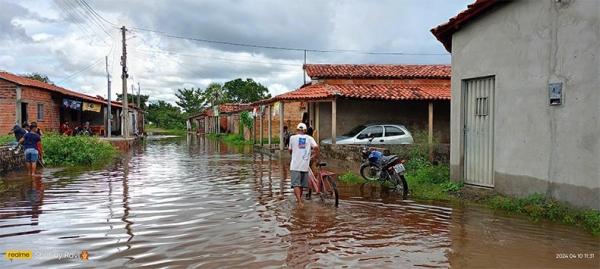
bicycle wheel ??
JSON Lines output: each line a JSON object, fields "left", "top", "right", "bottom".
{"left": 393, "top": 173, "right": 409, "bottom": 199}
{"left": 321, "top": 176, "right": 339, "bottom": 207}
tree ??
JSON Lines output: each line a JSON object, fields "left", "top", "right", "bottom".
{"left": 202, "top": 82, "right": 226, "bottom": 107}
{"left": 23, "top": 73, "right": 53, "bottom": 84}
{"left": 116, "top": 93, "right": 149, "bottom": 109}
{"left": 146, "top": 100, "right": 186, "bottom": 129}
{"left": 175, "top": 87, "right": 205, "bottom": 114}
{"left": 223, "top": 78, "right": 271, "bottom": 103}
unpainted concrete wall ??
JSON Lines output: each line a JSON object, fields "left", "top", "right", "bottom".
{"left": 450, "top": 0, "right": 600, "bottom": 208}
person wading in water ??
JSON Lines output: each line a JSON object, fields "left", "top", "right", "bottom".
{"left": 19, "top": 122, "right": 42, "bottom": 176}
{"left": 288, "top": 123, "right": 319, "bottom": 206}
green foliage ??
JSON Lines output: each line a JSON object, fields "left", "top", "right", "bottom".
{"left": 0, "top": 135, "right": 14, "bottom": 145}
{"left": 487, "top": 193, "right": 600, "bottom": 235}
{"left": 207, "top": 133, "right": 252, "bottom": 145}
{"left": 240, "top": 111, "right": 254, "bottom": 129}
{"left": 223, "top": 78, "right": 271, "bottom": 103}
{"left": 116, "top": 93, "right": 149, "bottom": 109}
{"left": 147, "top": 101, "right": 186, "bottom": 130}
{"left": 441, "top": 181, "right": 463, "bottom": 192}
{"left": 203, "top": 83, "right": 226, "bottom": 106}
{"left": 222, "top": 134, "right": 253, "bottom": 145}
{"left": 22, "top": 73, "right": 53, "bottom": 84}
{"left": 339, "top": 172, "right": 366, "bottom": 184}
{"left": 42, "top": 134, "right": 117, "bottom": 166}
{"left": 175, "top": 88, "right": 205, "bottom": 114}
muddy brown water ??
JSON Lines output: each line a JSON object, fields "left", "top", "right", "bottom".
{"left": 0, "top": 135, "right": 598, "bottom": 268}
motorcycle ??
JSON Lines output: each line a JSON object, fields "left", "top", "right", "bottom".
{"left": 359, "top": 135, "right": 409, "bottom": 199}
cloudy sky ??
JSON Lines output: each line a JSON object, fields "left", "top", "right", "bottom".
{"left": 0, "top": 0, "right": 470, "bottom": 103}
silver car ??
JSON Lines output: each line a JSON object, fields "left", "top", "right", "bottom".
{"left": 321, "top": 124, "right": 414, "bottom": 145}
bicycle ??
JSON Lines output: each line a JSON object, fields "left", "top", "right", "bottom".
{"left": 306, "top": 161, "right": 339, "bottom": 207}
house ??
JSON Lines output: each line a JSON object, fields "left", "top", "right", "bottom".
{"left": 262, "top": 64, "right": 451, "bottom": 149}
{"left": 431, "top": 0, "right": 599, "bottom": 208}
{"left": 188, "top": 103, "right": 252, "bottom": 134}
{"left": 251, "top": 100, "right": 306, "bottom": 147}
{"left": 0, "top": 71, "right": 144, "bottom": 136}
{"left": 190, "top": 101, "right": 306, "bottom": 145}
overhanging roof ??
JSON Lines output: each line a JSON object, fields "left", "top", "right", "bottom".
{"left": 431, "top": 0, "right": 507, "bottom": 52}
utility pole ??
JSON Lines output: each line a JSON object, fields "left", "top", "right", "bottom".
{"left": 105, "top": 56, "right": 112, "bottom": 138}
{"left": 120, "top": 26, "right": 129, "bottom": 138}
{"left": 303, "top": 50, "right": 307, "bottom": 85}
{"left": 137, "top": 82, "right": 141, "bottom": 108}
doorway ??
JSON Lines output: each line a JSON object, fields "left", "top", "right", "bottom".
{"left": 463, "top": 76, "right": 495, "bottom": 187}
{"left": 21, "top": 103, "right": 28, "bottom": 124}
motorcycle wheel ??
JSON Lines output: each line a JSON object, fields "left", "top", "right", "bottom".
{"left": 393, "top": 173, "right": 409, "bottom": 199}
{"left": 360, "top": 163, "right": 380, "bottom": 181}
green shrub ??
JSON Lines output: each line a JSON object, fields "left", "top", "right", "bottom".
{"left": 338, "top": 172, "right": 366, "bottom": 184}
{"left": 487, "top": 193, "right": 600, "bottom": 235}
{"left": 0, "top": 135, "right": 15, "bottom": 145}
{"left": 41, "top": 134, "right": 118, "bottom": 166}
{"left": 240, "top": 111, "right": 253, "bottom": 129}
{"left": 222, "top": 134, "right": 253, "bottom": 145}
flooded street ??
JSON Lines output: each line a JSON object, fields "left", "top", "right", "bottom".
{"left": 1, "top": 135, "right": 598, "bottom": 268}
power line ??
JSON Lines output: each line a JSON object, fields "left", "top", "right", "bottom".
{"left": 80, "top": 2, "right": 449, "bottom": 56}
{"left": 57, "top": 42, "right": 115, "bottom": 84}
{"left": 75, "top": 0, "right": 112, "bottom": 37}
{"left": 131, "top": 26, "right": 448, "bottom": 56}
{"left": 134, "top": 47, "right": 301, "bottom": 68}
{"left": 56, "top": 56, "right": 105, "bottom": 84}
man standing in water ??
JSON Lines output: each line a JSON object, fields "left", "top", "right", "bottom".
{"left": 288, "top": 123, "right": 319, "bottom": 206}
{"left": 19, "top": 122, "right": 41, "bottom": 176}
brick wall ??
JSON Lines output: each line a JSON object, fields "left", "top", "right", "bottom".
{"left": 21, "top": 86, "right": 61, "bottom": 133}
{"left": 257, "top": 102, "right": 306, "bottom": 139}
{"left": 0, "top": 80, "right": 17, "bottom": 134}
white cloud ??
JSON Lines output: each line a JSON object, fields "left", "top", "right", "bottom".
{"left": 0, "top": 0, "right": 471, "bottom": 106}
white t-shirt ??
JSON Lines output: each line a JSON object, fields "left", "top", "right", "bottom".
{"left": 288, "top": 134, "right": 318, "bottom": 172}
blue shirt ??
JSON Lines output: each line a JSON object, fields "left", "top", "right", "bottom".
{"left": 22, "top": 132, "right": 41, "bottom": 150}
{"left": 12, "top": 125, "right": 26, "bottom": 141}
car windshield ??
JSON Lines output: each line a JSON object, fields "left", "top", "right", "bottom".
{"left": 344, "top": 125, "right": 366, "bottom": 137}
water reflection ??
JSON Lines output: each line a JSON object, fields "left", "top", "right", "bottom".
{"left": 0, "top": 135, "right": 597, "bottom": 268}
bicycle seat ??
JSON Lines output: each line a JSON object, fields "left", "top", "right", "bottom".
{"left": 317, "top": 162, "right": 327, "bottom": 167}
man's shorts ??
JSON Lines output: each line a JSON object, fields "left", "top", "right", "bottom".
{"left": 290, "top": 170, "right": 308, "bottom": 188}
{"left": 24, "top": 148, "right": 39, "bottom": 163}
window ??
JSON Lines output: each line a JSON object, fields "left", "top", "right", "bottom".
{"left": 475, "top": 97, "right": 488, "bottom": 116}
{"left": 385, "top": 126, "right": 405, "bottom": 137}
{"left": 37, "top": 103, "right": 44, "bottom": 121}
{"left": 344, "top": 125, "right": 366, "bottom": 137}
{"left": 359, "top": 126, "right": 383, "bottom": 138}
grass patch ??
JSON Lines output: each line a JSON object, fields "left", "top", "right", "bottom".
{"left": 339, "top": 172, "right": 367, "bottom": 184}
{"left": 42, "top": 134, "right": 118, "bottom": 166}
{"left": 0, "top": 135, "right": 15, "bottom": 145}
{"left": 222, "top": 134, "right": 253, "bottom": 145}
{"left": 486, "top": 194, "right": 600, "bottom": 235}
{"left": 207, "top": 133, "right": 253, "bottom": 145}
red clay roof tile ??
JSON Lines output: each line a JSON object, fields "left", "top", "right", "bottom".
{"left": 0, "top": 71, "right": 136, "bottom": 109}
{"left": 304, "top": 64, "right": 451, "bottom": 79}
{"left": 274, "top": 82, "right": 450, "bottom": 101}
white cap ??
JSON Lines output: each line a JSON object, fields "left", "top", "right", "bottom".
{"left": 296, "top": 123, "right": 307, "bottom": 130}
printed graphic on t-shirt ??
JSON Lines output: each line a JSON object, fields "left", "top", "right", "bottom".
{"left": 298, "top": 137, "right": 306, "bottom": 149}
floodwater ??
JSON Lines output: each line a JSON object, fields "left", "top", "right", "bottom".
{"left": 0, "top": 135, "right": 598, "bottom": 268}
